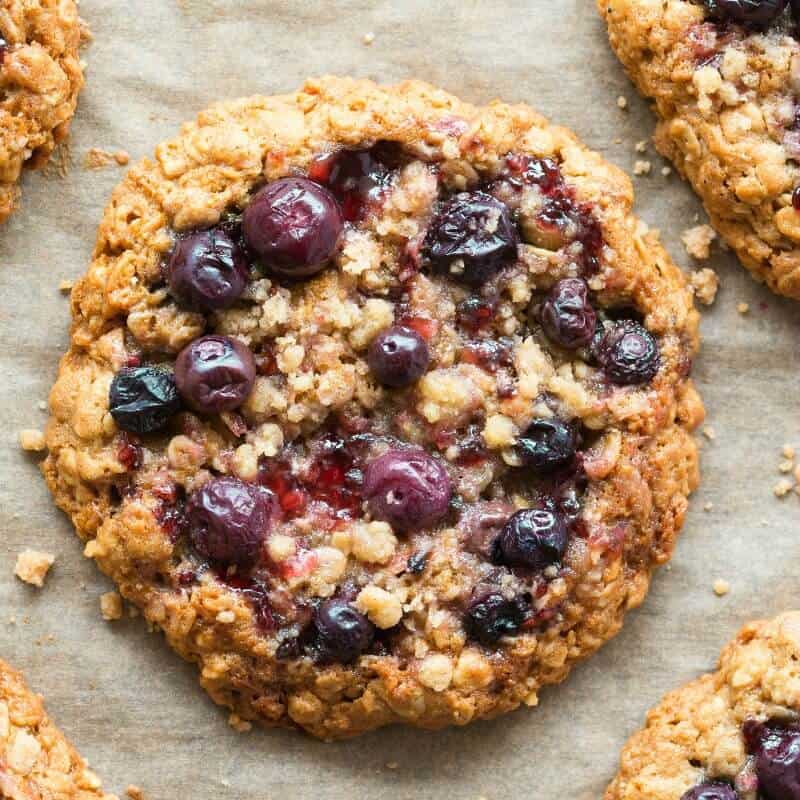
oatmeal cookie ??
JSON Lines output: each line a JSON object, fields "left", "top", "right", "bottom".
{"left": 606, "top": 612, "right": 800, "bottom": 800}
{"left": 41, "top": 77, "right": 703, "bottom": 739}
{"left": 0, "top": 0, "right": 84, "bottom": 223}
{"left": 599, "top": 0, "right": 800, "bottom": 300}
{"left": 0, "top": 658, "right": 116, "bottom": 800}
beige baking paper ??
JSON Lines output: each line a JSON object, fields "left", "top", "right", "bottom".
{"left": 1, "top": 1, "right": 798, "bottom": 798}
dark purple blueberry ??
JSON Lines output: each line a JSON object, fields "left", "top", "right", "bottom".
{"left": 242, "top": 177, "right": 343, "bottom": 279}
{"left": 464, "top": 590, "right": 528, "bottom": 645}
{"left": 175, "top": 334, "right": 256, "bottom": 414}
{"left": 493, "top": 503, "right": 568, "bottom": 570}
{"left": 792, "top": 0, "right": 800, "bottom": 23}
{"left": 312, "top": 598, "right": 375, "bottom": 663}
{"left": 186, "top": 477, "right": 276, "bottom": 567}
{"left": 167, "top": 228, "right": 249, "bottom": 312}
{"left": 425, "top": 191, "right": 518, "bottom": 285}
{"left": 792, "top": 185, "right": 800, "bottom": 211}
{"left": 744, "top": 720, "right": 800, "bottom": 800}
{"left": 109, "top": 366, "right": 180, "bottom": 434}
{"left": 367, "top": 325, "right": 430, "bottom": 387}
{"left": 363, "top": 448, "right": 452, "bottom": 532}
{"left": 595, "top": 320, "right": 660, "bottom": 386}
{"left": 680, "top": 782, "right": 738, "bottom": 800}
{"left": 540, "top": 277, "right": 597, "bottom": 349}
{"left": 703, "top": 0, "right": 787, "bottom": 28}
{"left": 319, "top": 149, "right": 391, "bottom": 222}
{"left": 515, "top": 418, "right": 579, "bottom": 473}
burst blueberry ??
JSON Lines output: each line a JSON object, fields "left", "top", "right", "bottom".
{"left": 464, "top": 590, "right": 528, "bottom": 645}
{"left": 109, "top": 366, "right": 180, "bottom": 434}
{"left": 595, "top": 320, "right": 660, "bottom": 386}
{"left": 744, "top": 720, "right": 800, "bottom": 800}
{"left": 680, "top": 782, "right": 738, "bottom": 800}
{"left": 540, "top": 277, "right": 597, "bottom": 349}
{"left": 493, "top": 503, "right": 568, "bottom": 570}
{"left": 516, "top": 418, "right": 579, "bottom": 473}
{"left": 702, "top": 0, "right": 787, "bottom": 29}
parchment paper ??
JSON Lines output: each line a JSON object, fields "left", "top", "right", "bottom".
{"left": 1, "top": 2, "right": 798, "bottom": 797}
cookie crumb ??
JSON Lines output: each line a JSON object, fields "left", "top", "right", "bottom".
{"left": 737, "top": 302, "right": 750, "bottom": 315}
{"left": 385, "top": 762, "right": 399, "bottom": 770}
{"left": 617, "top": 95, "right": 628, "bottom": 110}
{"left": 633, "top": 160, "right": 652, "bottom": 176}
{"left": 782, "top": 444, "right": 795, "bottom": 460}
{"left": 690, "top": 268, "right": 719, "bottom": 306}
{"left": 712, "top": 579, "right": 730, "bottom": 597}
{"left": 635, "top": 139, "right": 648, "bottom": 153}
{"left": 58, "top": 279, "right": 74, "bottom": 293}
{"left": 773, "top": 479, "right": 793, "bottom": 498}
{"left": 779, "top": 460, "right": 794, "bottom": 474}
{"left": 682, "top": 224, "right": 717, "bottom": 260}
{"left": 114, "top": 150, "right": 130, "bottom": 166}
{"left": 703, "top": 501, "right": 714, "bottom": 512}
{"left": 18, "top": 429, "right": 46, "bottom": 451}
{"left": 100, "top": 591, "right": 123, "bottom": 621}
{"left": 216, "top": 610, "right": 236, "bottom": 624}
{"left": 362, "top": 32, "right": 375, "bottom": 45}
{"left": 228, "top": 713, "right": 252, "bottom": 732}
{"left": 14, "top": 550, "right": 55, "bottom": 588}
{"left": 661, "top": 166, "right": 672, "bottom": 177}
{"left": 702, "top": 426, "right": 716, "bottom": 441}
{"left": 84, "top": 147, "right": 128, "bottom": 170}
{"left": 126, "top": 786, "right": 145, "bottom": 800}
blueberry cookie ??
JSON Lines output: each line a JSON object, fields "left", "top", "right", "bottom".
{"left": 606, "top": 613, "right": 800, "bottom": 800}
{"left": 0, "top": 0, "right": 84, "bottom": 224}
{"left": 0, "top": 658, "right": 116, "bottom": 799}
{"left": 42, "top": 77, "right": 704, "bottom": 739}
{"left": 599, "top": 0, "right": 800, "bottom": 300}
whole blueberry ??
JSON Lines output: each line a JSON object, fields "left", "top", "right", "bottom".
{"left": 109, "top": 366, "right": 180, "bottom": 434}
{"left": 175, "top": 335, "right": 256, "bottom": 414}
{"left": 745, "top": 720, "right": 800, "bottom": 800}
{"left": 242, "top": 177, "right": 343, "bottom": 279}
{"left": 186, "top": 477, "right": 276, "bottom": 567}
{"left": 595, "top": 320, "right": 660, "bottom": 386}
{"left": 312, "top": 599, "right": 375, "bottom": 663}
{"left": 367, "top": 326, "right": 430, "bottom": 387}
{"left": 703, "top": 0, "right": 787, "bottom": 28}
{"left": 464, "top": 590, "right": 528, "bottom": 645}
{"left": 540, "top": 277, "right": 597, "bottom": 349}
{"left": 167, "top": 228, "right": 249, "bottom": 312}
{"left": 516, "top": 418, "right": 579, "bottom": 473}
{"left": 494, "top": 503, "right": 568, "bottom": 570}
{"left": 680, "top": 782, "right": 738, "bottom": 800}
{"left": 425, "top": 191, "right": 518, "bottom": 285}
{"left": 363, "top": 448, "right": 452, "bottom": 532}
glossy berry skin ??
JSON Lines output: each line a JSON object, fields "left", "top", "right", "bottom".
{"left": 323, "top": 149, "right": 390, "bottom": 222}
{"left": 464, "top": 590, "right": 528, "bottom": 645}
{"left": 745, "top": 720, "right": 800, "bottom": 800}
{"left": 167, "top": 228, "right": 249, "bottom": 312}
{"left": 175, "top": 335, "right": 256, "bottom": 414}
{"left": 540, "top": 277, "right": 597, "bottom": 349}
{"left": 367, "top": 325, "right": 430, "bottom": 387}
{"left": 186, "top": 477, "right": 276, "bottom": 567}
{"left": 494, "top": 504, "right": 568, "bottom": 570}
{"left": 703, "top": 0, "right": 787, "bottom": 28}
{"left": 425, "top": 191, "right": 518, "bottom": 285}
{"left": 516, "top": 418, "right": 579, "bottom": 473}
{"left": 109, "top": 366, "right": 180, "bottom": 434}
{"left": 363, "top": 448, "right": 452, "bottom": 532}
{"left": 312, "top": 599, "right": 375, "bottom": 663}
{"left": 595, "top": 320, "right": 660, "bottom": 386}
{"left": 680, "top": 783, "right": 738, "bottom": 800}
{"left": 242, "top": 177, "right": 344, "bottom": 279}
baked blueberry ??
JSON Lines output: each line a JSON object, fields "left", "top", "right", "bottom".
{"left": 516, "top": 418, "right": 579, "bottom": 473}
{"left": 167, "top": 228, "right": 249, "bottom": 312}
{"left": 702, "top": 0, "right": 787, "bottom": 28}
{"left": 540, "top": 277, "right": 597, "bottom": 349}
{"left": 363, "top": 448, "right": 451, "bottom": 532}
{"left": 186, "top": 477, "right": 276, "bottom": 567}
{"left": 242, "top": 177, "right": 344, "bottom": 279}
{"left": 367, "top": 325, "right": 430, "bottom": 387}
{"left": 595, "top": 320, "right": 660, "bottom": 386}
{"left": 493, "top": 503, "right": 568, "bottom": 570}
{"left": 312, "top": 598, "right": 375, "bottom": 663}
{"left": 175, "top": 335, "right": 256, "bottom": 414}
{"left": 109, "top": 366, "right": 180, "bottom": 434}
{"left": 680, "top": 783, "right": 738, "bottom": 800}
{"left": 321, "top": 148, "right": 391, "bottom": 222}
{"left": 425, "top": 191, "right": 518, "bottom": 285}
{"left": 745, "top": 720, "right": 800, "bottom": 800}
{"left": 464, "top": 590, "right": 528, "bottom": 645}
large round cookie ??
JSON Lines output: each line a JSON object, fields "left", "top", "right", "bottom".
{"left": 0, "top": 658, "right": 116, "bottom": 799}
{"left": 599, "top": 0, "right": 800, "bottom": 301}
{"left": 0, "top": 0, "right": 84, "bottom": 224}
{"left": 42, "top": 77, "right": 703, "bottom": 739}
{"left": 606, "top": 613, "right": 800, "bottom": 800}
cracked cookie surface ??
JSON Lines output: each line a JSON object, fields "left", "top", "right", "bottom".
{"left": 599, "top": 0, "right": 800, "bottom": 300}
{"left": 0, "top": 658, "right": 116, "bottom": 800}
{"left": 606, "top": 612, "right": 800, "bottom": 800}
{"left": 0, "top": 0, "right": 84, "bottom": 224}
{"left": 42, "top": 77, "right": 703, "bottom": 739}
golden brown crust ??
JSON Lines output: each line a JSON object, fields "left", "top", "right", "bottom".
{"left": 0, "top": 659, "right": 116, "bottom": 800}
{"left": 599, "top": 0, "right": 800, "bottom": 300}
{"left": 0, "top": 0, "right": 84, "bottom": 223}
{"left": 605, "top": 613, "right": 800, "bottom": 800}
{"left": 42, "top": 77, "right": 703, "bottom": 739}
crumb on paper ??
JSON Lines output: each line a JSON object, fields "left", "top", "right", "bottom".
{"left": 362, "top": 32, "right": 375, "bottom": 45}
{"left": 617, "top": 95, "right": 628, "bottom": 110}
{"left": 100, "top": 591, "right": 123, "bottom": 621}
{"left": 774, "top": 479, "right": 793, "bottom": 498}
{"left": 58, "top": 279, "right": 74, "bottom": 293}
{"left": 228, "top": 713, "right": 252, "bottom": 733}
{"left": 782, "top": 444, "right": 796, "bottom": 460}
{"left": 635, "top": 139, "right": 648, "bottom": 153}
{"left": 690, "top": 268, "right": 719, "bottom": 306}
{"left": 633, "top": 160, "right": 651, "bottom": 176}
{"left": 702, "top": 426, "right": 716, "bottom": 441}
{"left": 613, "top": 137, "right": 623, "bottom": 145}
{"left": 126, "top": 786, "right": 145, "bottom": 800}
{"left": 18, "top": 429, "right": 45, "bottom": 451}
{"left": 703, "top": 501, "right": 714, "bottom": 512}
{"left": 661, "top": 166, "right": 672, "bottom": 177}
{"left": 37, "top": 400, "right": 47, "bottom": 412}
{"left": 114, "top": 150, "right": 130, "bottom": 165}
{"left": 14, "top": 550, "right": 55, "bottom": 588}
{"left": 779, "top": 460, "right": 794, "bottom": 474}
{"left": 84, "top": 148, "right": 130, "bottom": 170}
{"left": 385, "top": 761, "right": 399, "bottom": 770}
{"left": 737, "top": 302, "right": 750, "bottom": 315}
{"left": 713, "top": 579, "right": 730, "bottom": 597}
{"left": 682, "top": 224, "right": 717, "bottom": 260}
